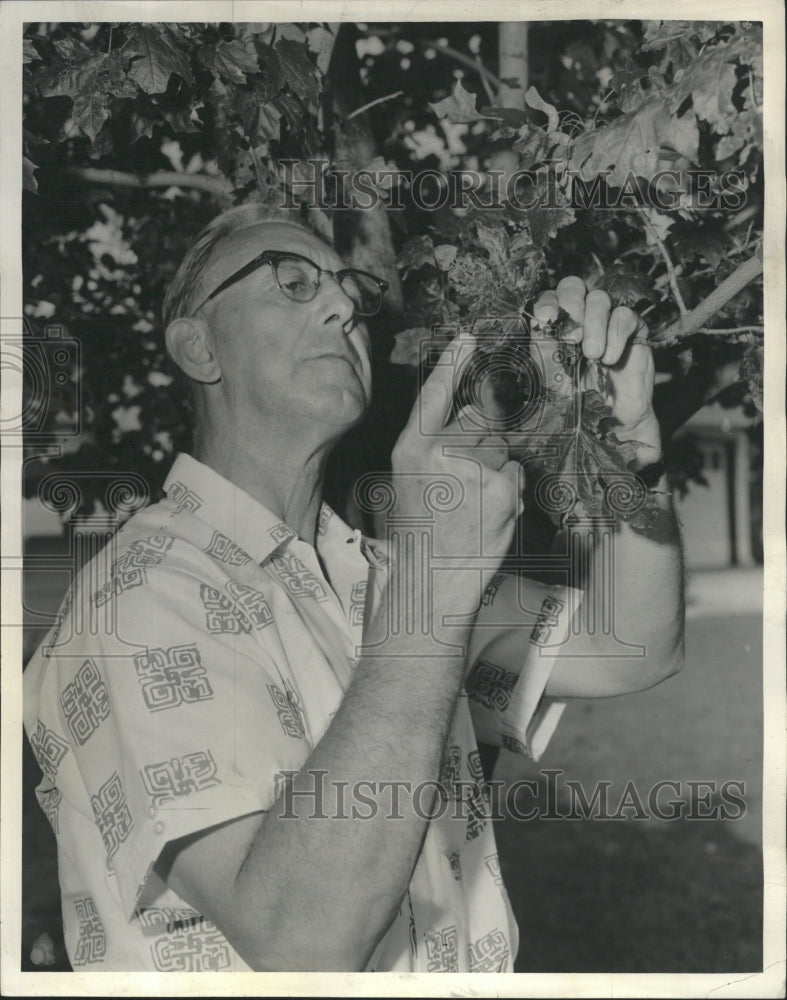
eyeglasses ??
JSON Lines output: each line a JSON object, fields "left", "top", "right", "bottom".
{"left": 191, "top": 249, "right": 389, "bottom": 318}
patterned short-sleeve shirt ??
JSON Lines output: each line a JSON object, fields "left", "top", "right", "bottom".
{"left": 23, "top": 453, "right": 580, "bottom": 972}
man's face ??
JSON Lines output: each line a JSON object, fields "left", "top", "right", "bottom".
{"left": 199, "top": 221, "right": 374, "bottom": 439}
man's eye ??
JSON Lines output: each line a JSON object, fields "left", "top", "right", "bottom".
{"left": 277, "top": 262, "right": 315, "bottom": 298}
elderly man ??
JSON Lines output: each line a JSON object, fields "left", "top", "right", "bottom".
{"left": 24, "top": 203, "right": 684, "bottom": 972}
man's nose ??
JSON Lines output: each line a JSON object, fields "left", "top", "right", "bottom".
{"left": 318, "top": 273, "right": 356, "bottom": 331}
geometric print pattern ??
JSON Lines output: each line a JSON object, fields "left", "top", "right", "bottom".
{"left": 199, "top": 582, "right": 273, "bottom": 635}
{"left": 71, "top": 897, "right": 106, "bottom": 966}
{"left": 60, "top": 658, "right": 110, "bottom": 746}
{"left": 465, "top": 659, "right": 518, "bottom": 713}
{"left": 480, "top": 572, "right": 506, "bottom": 607}
{"left": 140, "top": 749, "right": 220, "bottom": 807}
{"left": 137, "top": 907, "right": 232, "bottom": 972}
{"left": 89, "top": 771, "right": 133, "bottom": 863}
{"left": 204, "top": 530, "right": 250, "bottom": 567}
{"left": 92, "top": 536, "right": 174, "bottom": 608}
{"left": 483, "top": 853, "right": 504, "bottom": 888}
{"left": 133, "top": 643, "right": 213, "bottom": 713}
{"left": 266, "top": 683, "right": 306, "bottom": 740}
{"left": 530, "top": 594, "right": 566, "bottom": 646}
{"left": 269, "top": 552, "right": 328, "bottom": 603}
{"left": 150, "top": 924, "right": 233, "bottom": 972}
{"left": 29, "top": 719, "right": 69, "bottom": 781}
{"left": 464, "top": 748, "right": 490, "bottom": 843}
{"left": 36, "top": 785, "right": 62, "bottom": 834}
{"left": 349, "top": 579, "right": 367, "bottom": 627}
{"left": 166, "top": 480, "right": 203, "bottom": 513}
{"left": 424, "top": 925, "right": 459, "bottom": 972}
{"left": 467, "top": 927, "right": 510, "bottom": 972}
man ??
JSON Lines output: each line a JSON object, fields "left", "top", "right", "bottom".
{"left": 24, "top": 203, "right": 684, "bottom": 972}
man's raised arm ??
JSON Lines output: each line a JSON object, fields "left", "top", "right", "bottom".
{"left": 157, "top": 333, "right": 523, "bottom": 971}
{"left": 532, "top": 278, "right": 684, "bottom": 697}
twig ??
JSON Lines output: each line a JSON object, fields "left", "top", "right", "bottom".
{"left": 64, "top": 167, "right": 233, "bottom": 200}
{"left": 346, "top": 91, "right": 404, "bottom": 121}
{"left": 696, "top": 325, "right": 763, "bottom": 335}
{"left": 638, "top": 208, "right": 688, "bottom": 316}
{"left": 416, "top": 38, "right": 504, "bottom": 93}
{"left": 651, "top": 255, "right": 763, "bottom": 345}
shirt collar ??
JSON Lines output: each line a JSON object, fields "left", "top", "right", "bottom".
{"left": 163, "top": 453, "right": 381, "bottom": 569}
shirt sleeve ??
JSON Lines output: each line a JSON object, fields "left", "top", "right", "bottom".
{"left": 464, "top": 571, "right": 583, "bottom": 761}
{"left": 26, "top": 539, "right": 312, "bottom": 920}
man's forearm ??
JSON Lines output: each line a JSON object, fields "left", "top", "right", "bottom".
{"left": 546, "top": 478, "right": 685, "bottom": 698}
{"left": 165, "top": 552, "right": 482, "bottom": 971}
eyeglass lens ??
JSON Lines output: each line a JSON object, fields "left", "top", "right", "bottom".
{"left": 273, "top": 257, "right": 381, "bottom": 316}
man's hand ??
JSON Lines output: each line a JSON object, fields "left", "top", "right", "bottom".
{"left": 533, "top": 276, "right": 661, "bottom": 469}
{"left": 390, "top": 332, "right": 523, "bottom": 611}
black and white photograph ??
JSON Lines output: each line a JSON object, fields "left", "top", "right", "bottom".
{"left": 1, "top": 2, "right": 784, "bottom": 996}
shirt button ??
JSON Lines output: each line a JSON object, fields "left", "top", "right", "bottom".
{"left": 147, "top": 805, "right": 157, "bottom": 819}
{"left": 153, "top": 820, "right": 166, "bottom": 836}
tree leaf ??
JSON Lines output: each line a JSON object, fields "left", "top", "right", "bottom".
{"left": 72, "top": 90, "right": 111, "bottom": 143}
{"left": 395, "top": 234, "right": 435, "bottom": 275}
{"left": 36, "top": 50, "right": 106, "bottom": 98}
{"left": 524, "top": 85, "right": 559, "bottom": 133}
{"left": 389, "top": 327, "right": 432, "bottom": 366}
{"left": 669, "top": 47, "right": 737, "bottom": 131}
{"left": 593, "top": 267, "right": 656, "bottom": 306}
{"left": 306, "top": 25, "right": 335, "bottom": 75}
{"left": 524, "top": 174, "right": 575, "bottom": 250}
{"left": 671, "top": 225, "right": 732, "bottom": 270}
{"left": 52, "top": 37, "right": 92, "bottom": 61}
{"left": 475, "top": 224, "right": 508, "bottom": 267}
{"left": 128, "top": 107, "right": 158, "bottom": 142}
{"left": 269, "top": 38, "right": 320, "bottom": 107}
{"left": 511, "top": 125, "right": 551, "bottom": 169}
{"left": 429, "top": 80, "right": 497, "bottom": 123}
{"left": 434, "top": 245, "right": 458, "bottom": 271}
{"left": 23, "top": 38, "right": 41, "bottom": 64}
{"left": 610, "top": 61, "right": 648, "bottom": 113}
{"left": 123, "top": 24, "right": 193, "bottom": 94}
{"left": 256, "top": 102, "right": 281, "bottom": 143}
{"left": 571, "top": 96, "right": 698, "bottom": 187}
{"left": 198, "top": 38, "right": 259, "bottom": 84}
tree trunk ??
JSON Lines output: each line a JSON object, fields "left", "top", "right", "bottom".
{"left": 491, "top": 22, "right": 529, "bottom": 193}
{"left": 326, "top": 25, "right": 404, "bottom": 323}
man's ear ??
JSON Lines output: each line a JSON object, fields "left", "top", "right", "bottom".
{"left": 165, "top": 317, "right": 221, "bottom": 384}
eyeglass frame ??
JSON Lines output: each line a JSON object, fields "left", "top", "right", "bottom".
{"left": 190, "top": 249, "right": 390, "bottom": 318}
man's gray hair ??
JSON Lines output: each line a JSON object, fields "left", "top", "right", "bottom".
{"left": 162, "top": 203, "right": 323, "bottom": 329}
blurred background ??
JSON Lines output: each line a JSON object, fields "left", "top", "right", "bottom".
{"left": 17, "top": 17, "right": 765, "bottom": 972}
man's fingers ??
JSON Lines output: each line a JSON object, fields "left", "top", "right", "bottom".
{"left": 555, "top": 276, "right": 587, "bottom": 324}
{"left": 411, "top": 332, "right": 477, "bottom": 436}
{"left": 447, "top": 404, "right": 491, "bottom": 444}
{"left": 582, "top": 289, "right": 612, "bottom": 360}
{"left": 603, "top": 306, "right": 642, "bottom": 365}
{"left": 533, "top": 290, "right": 559, "bottom": 326}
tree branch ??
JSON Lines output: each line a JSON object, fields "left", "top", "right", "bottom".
{"left": 65, "top": 167, "right": 233, "bottom": 200}
{"left": 651, "top": 255, "right": 763, "bottom": 346}
{"left": 346, "top": 91, "right": 403, "bottom": 121}
{"left": 639, "top": 208, "right": 688, "bottom": 316}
